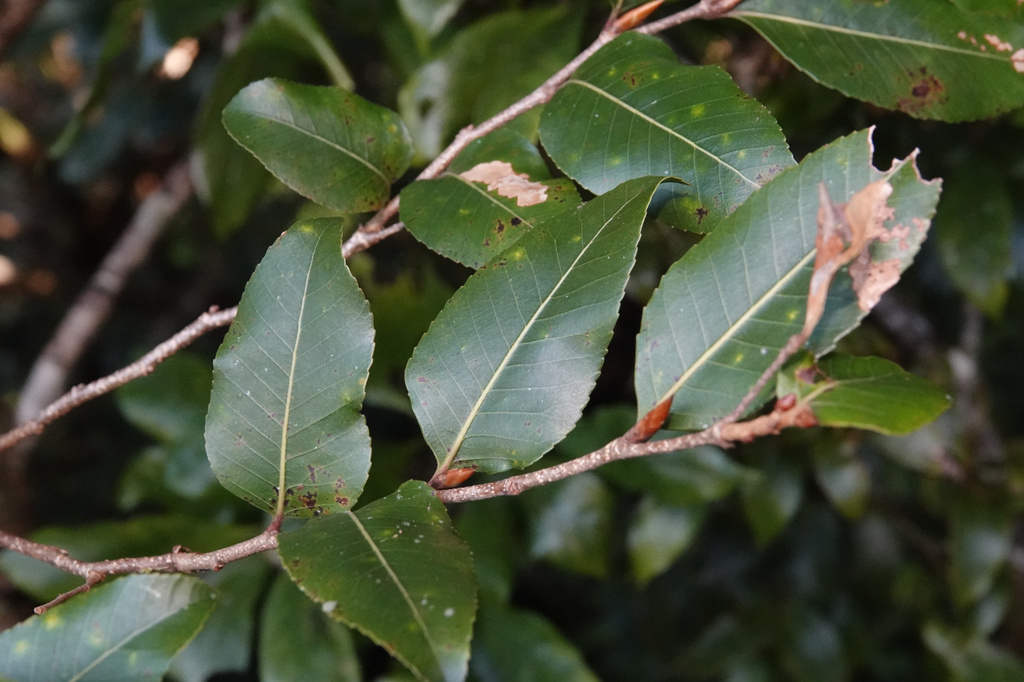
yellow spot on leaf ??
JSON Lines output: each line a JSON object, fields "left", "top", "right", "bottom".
{"left": 690, "top": 104, "right": 705, "bottom": 117}
{"left": 43, "top": 614, "right": 62, "bottom": 630}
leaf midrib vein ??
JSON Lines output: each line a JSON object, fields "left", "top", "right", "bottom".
{"left": 275, "top": 232, "right": 320, "bottom": 519}
{"left": 349, "top": 513, "right": 442, "bottom": 673}
{"left": 735, "top": 11, "right": 1008, "bottom": 61}
{"left": 657, "top": 249, "right": 817, "bottom": 405}
{"left": 250, "top": 111, "right": 388, "bottom": 181}
{"left": 568, "top": 80, "right": 758, "bottom": 189}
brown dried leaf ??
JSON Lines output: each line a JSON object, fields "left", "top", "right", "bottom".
{"left": 805, "top": 180, "right": 894, "bottom": 334}
{"left": 459, "top": 160, "right": 549, "bottom": 207}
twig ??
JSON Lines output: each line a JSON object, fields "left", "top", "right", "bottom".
{"left": 436, "top": 396, "right": 815, "bottom": 504}
{"left": 0, "top": 528, "right": 279, "bottom": 613}
{"left": 14, "top": 160, "right": 193, "bottom": 426}
{"left": 634, "top": 0, "right": 746, "bottom": 36}
{"left": 347, "top": 0, "right": 748, "bottom": 242}
{"left": 0, "top": 306, "right": 237, "bottom": 453}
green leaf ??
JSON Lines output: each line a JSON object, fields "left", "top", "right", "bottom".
{"left": 740, "top": 459, "right": 803, "bottom": 546}
{"left": 402, "top": 129, "right": 582, "bottom": 268}
{"left": 192, "top": 15, "right": 321, "bottom": 237}
{"left": 169, "top": 561, "right": 271, "bottom": 682}
{"left": 470, "top": 603, "right": 599, "bottom": 681}
{"left": 602, "top": 445, "right": 747, "bottom": 507}
{"left": 527, "top": 473, "right": 614, "bottom": 579}
{"left": 812, "top": 441, "right": 870, "bottom": 519}
{"left": 935, "top": 160, "right": 1013, "bottom": 317}
{"left": 778, "top": 355, "right": 952, "bottom": 436}
{"left": 398, "top": 7, "right": 583, "bottom": 159}
{"left": 635, "top": 128, "right": 940, "bottom": 431}
{"left": 223, "top": 78, "right": 413, "bottom": 213}
{"left": 260, "top": 573, "right": 360, "bottom": 682}
{"left": 627, "top": 496, "right": 707, "bottom": 586}
{"left": 117, "top": 353, "right": 211, "bottom": 443}
{"left": 260, "top": 0, "right": 355, "bottom": 89}
{"left": 924, "top": 622, "right": 1024, "bottom": 681}
{"left": 540, "top": 33, "right": 794, "bottom": 233}
{"left": 0, "top": 575, "right": 215, "bottom": 682}
{"left": 406, "top": 177, "right": 666, "bottom": 475}
{"left": 779, "top": 608, "right": 846, "bottom": 682}
{"left": 398, "top": 0, "right": 465, "bottom": 40}
{"left": 278, "top": 481, "right": 476, "bottom": 682}
{"left": 205, "top": 219, "right": 374, "bottom": 517}
{"left": 734, "top": 0, "right": 1024, "bottom": 121}
{"left": 949, "top": 499, "right": 1012, "bottom": 607}
{"left": 950, "top": 0, "right": 1024, "bottom": 19}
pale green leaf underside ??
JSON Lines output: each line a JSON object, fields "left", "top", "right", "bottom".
{"left": 278, "top": 481, "right": 476, "bottom": 682}
{"left": 635, "top": 128, "right": 941, "bottom": 431}
{"left": 734, "top": 0, "right": 1024, "bottom": 121}
{"left": 0, "top": 575, "right": 215, "bottom": 682}
{"left": 540, "top": 33, "right": 794, "bottom": 233}
{"left": 205, "top": 219, "right": 373, "bottom": 517}
{"left": 407, "top": 176, "right": 670, "bottom": 474}
{"left": 223, "top": 78, "right": 413, "bottom": 212}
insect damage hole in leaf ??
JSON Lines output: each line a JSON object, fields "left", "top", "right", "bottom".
{"left": 459, "top": 160, "right": 549, "bottom": 207}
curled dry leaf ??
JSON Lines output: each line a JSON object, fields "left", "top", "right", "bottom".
{"left": 806, "top": 180, "right": 895, "bottom": 335}
{"left": 459, "top": 160, "right": 549, "bottom": 207}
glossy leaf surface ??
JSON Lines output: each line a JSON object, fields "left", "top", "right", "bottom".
{"left": 734, "top": 0, "right": 1024, "bottom": 121}
{"left": 740, "top": 459, "right": 803, "bottom": 546}
{"left": 777, "top": 355, "right": 952, "bottom": 436}
{"left": 471, "top": 604, "right": 599, "bottom": 681}
{"left": 223, "top": 78, "right": 412, "bottom": 212}
{"left": 259, "top": 573, "right": 359, "bottom": 682}
{"left": 527, "top": 474, "right": 614, "bottom": 579}
{"left": 0, "top": 575, "right": 215, "bottom": 682}
{"left": 170, "top": 561, "right": 270, "bottom": 682}
{"left": 934, "top": 160, "right": 1013, "bottom": 317}
{"left": 407, "top": 177, "right": 665, "bottom": 474}
{"left": 402, "top": 129, "right": 582, "bottom": 268}
{"left": 540, "top": 33, "right": 794, "bottom": 233}
{"left": 635, "top": 129, "right": 940, "bottom": 431}
{"left": 278, "top": 481, "right": 476, "bottom": 682}
{"left": 205, "top": 219, "right": 373, "bottom": 517}
{"left": 627, "top": 496, "right": 706, "bottom": 586}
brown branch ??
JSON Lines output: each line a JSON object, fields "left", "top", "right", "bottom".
{"left": 0, "top": 306, "right": 237, "bottom": 454}
{"left": 634, "top": 0, "right": 746, "bottom": 36}
{"left": 14, "top": 160, "right": 193, "bottom": 426}
{"left": 346, "top": 0, "right": 747, "bottom": 245}
{"left": 0, "top": 527, "right": 279, "bottom": 613}
{"left": 436, "top": 397, "right": 815, "bottom": 504}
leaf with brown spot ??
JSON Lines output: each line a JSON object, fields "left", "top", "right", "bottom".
{"left": 635, "top": 129, "right": 940, "bottom": 431}
{"left": 402, "top": 129, "right": 581, "bottom": 268}
{"left": 735, "top": 0, "right": 1024, "bottom": 121}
